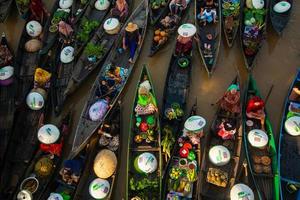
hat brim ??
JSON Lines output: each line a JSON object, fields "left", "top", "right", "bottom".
{"left": 125, "top": 24, "right": 138, "bottom": 32}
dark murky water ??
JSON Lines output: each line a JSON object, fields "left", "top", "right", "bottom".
{"left": 1, "top": 0, "right": 300, "bottom": 199}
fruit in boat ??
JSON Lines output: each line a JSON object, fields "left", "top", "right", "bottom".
{"left": 155, "top": 29, "right": 160, "bottom": 35}
{"left": 154, "top": 35, "right": 160, "bottom": 42}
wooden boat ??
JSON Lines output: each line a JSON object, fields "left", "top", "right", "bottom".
{"left": 270, "top": 0, "right": 293, "bottom": 35}
{"left": 149, "top": 1, "right": 190, "bottom": 56}
{"left": 198, "top": 77, "right": 242, "bottom": 199}
{"left": 160, "top": 50, "right": 192, "bottom": 170}
{"left": 0, "top": 33, "right": 16, "bottom": 171}
{"left": 126, "top": 65, "right": 162, "bottom": 200}
{"left": 69, "top": 0, "right": 148, "bottom": 157}
{"left": 278, "top": 70, "right": 300, "bottom": 199}
{"left": 162, "top": 101, "right": 202, "bottom": 199}
{"left": 243, "top": 74, "right": 279, "bottom": 200}
{"left": 240, "top": 0, "right": 268, "bottom": 70}
{"left": 221, "top": 0, "right": 241, "bottom": 47}
{"left": 14, "top": 12, "right": 49, "bottom": 105}
{"left": 73, "top": 0, "right": 114, "bottom": 56}
{"left": 55, "top": 1, "right": 133, "bottom": 113}
{"left": 0, "top": 110, "right": 45, "bottom": 199}
{"left": 0, "top": 19, "right": 58, "bottom": 198}
{"left": 73, "top": 103, "right": 121, "bottom": 200}
{"left": 0, "top": 0, "right": 13, "bottom": 22}
{"left": 13, "top": 112, "right": 72, "bottom": 200}
{"left": 195, "top": 0, "right": 222, "bottom": 76}
{"left": 149, "top": 0, "right": 170, "bottom": 25}
{"left": 39, "top": 134, "right": 100, "bottom": 200}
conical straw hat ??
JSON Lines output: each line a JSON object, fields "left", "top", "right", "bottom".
{"left": 93, "top": 149, "right": 117, "bottom": 178}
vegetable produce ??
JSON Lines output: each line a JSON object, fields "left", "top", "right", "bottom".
{"left": 76, "top": 18, "right": 100, "bottom": 42}
{"left": 161, "top": 126, "right": 175, "bottom": 160}
{"left": 129, "top": 177, "right": 159, "bottom": 191}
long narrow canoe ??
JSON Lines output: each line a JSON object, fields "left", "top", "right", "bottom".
{"left": 0, "top": 0, "right": 13, "bottom": 22}
{"left": 199, "top": 77, "right": 242, "bottom": 199}
{"left": 278, "top": 70, "right": 300, "bottom": 199}
{"left": 73, "top": 103, "right": 121, "bottom": 200}
{"left": 149, "top": 0, "right": 170, "bottom": 25}
{"left": 149, "top": 1, "right": 190, "bottom": 56}
{"left": 15, "top": 10, "right": 50, "bottom": 105}
{"left": 160, "top": 46, "right": 192, "bottom": 171}
{"left": 126, "top": 65, "right": 162, "bottom": 200}
{"left": 240, "top": 0, "right": 268, "bottom": 70}
{"left": 0, "top": 110, "right": 45, "bottom": 198}
{"left": 243, "top": 74, "right": 279, "bottom": 200}
{"left": 73, "top": 0, "right": 114, "bottom": 56}
{"left": 14, "top": 112, "right": 72, "bottom": 200}
{"left": 0, "top": 25, "right": 59, "bottom": 198}
{"left": 195, "top": 0, "right": 222, "bottom": 76}
{"left": 0, "top": 33, "right": 15, "bottom": 171}
{"left": 58, "top": 0, "right": 133, "bottom": 112}
{"left": 70, "top": 0, "right": 148, "bottom": 157}
{"left": 221, "top": 0, "right": 241, "bottom": 47}
{"left": 39, "top": 134, "right": 100, "bottom": 200}
{"left": 270, "top": 0, "right": 293, "bottom": 35}
{"left": 163, "top": 102, "right": 202, "bottom": 199}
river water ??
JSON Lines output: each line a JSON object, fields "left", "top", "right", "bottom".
{"left": 1, "top": 0, "right": 300, "bottom": 199}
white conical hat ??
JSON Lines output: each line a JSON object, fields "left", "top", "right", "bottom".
{"left": 285, "top": 116, "right": 300, "bottom": 136}
{"left": 178, "top": 23, "right": 197, "bottom": 37}
{"left": 89, "top": 178, "right": 110, "bottom": 199}
{"left": 230, "top": 183, "right": 254, "bottom": 200}
{"left": 209, "top": 145, "right": 231, "bottom": 166}
{"left": 273, "top": 1, "right": 291, "bottom": 13}
{"left": 60, "top": 46, "right": 74, "bottom": 64}
{"left": 17, "top": 190, "right": 32, "bottom": 200}
{"left": 93, "top": 149, "right": 117, "bottom": 179}
{"left": 136, "top": 152, "right": 157, "bottom": 174}
{"left": 95, "top": 0, "right": 110, "bottom": 11}
{"left": 247, "top": 129, "right": 268, "bottom": 148}
{"left": 252, "top": 0, "right": 264, "bottom": 9}
{"left": 0, "top": 66, "right": 14, "bottom": 80}
{"left": 26, "top": 92, "right": 45, "bottom": 110}
{"left": 184, "top": 115, "right": 206, "bottom": 132}
{"left": 37, "top": 124, "right": 60, "bottom": 144}
{"left": 59, "top": 0, "right": 73, "bottom": 9}
{"left": 26, "top": 20, "right": 42, "bottom": 37}
{"left": 47, "top": 193, "right": 63, "bottom": 200}
{"left": 104, "top": 18, "right": 120, "bottom": 31}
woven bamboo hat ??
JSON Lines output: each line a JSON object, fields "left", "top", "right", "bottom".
{"left": 93, "top": 149, "right": 117, "bottom": 178}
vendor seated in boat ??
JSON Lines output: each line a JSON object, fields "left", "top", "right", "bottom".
{"left": 122, "top": 22, "right": 141, "bottom": 63}
{"left": 217, "top": 119, "right": 236, "bottom": 140}
{"left": 169, "top": 0, "right": 187, "bottom": 16}
{"left": 29, "top": 0, "right": 49, "bottom": 23}
{"left": 218, "top": 84, "right": 241, "bottom": 114}
{"left": 201, "top": 33, "right": 214, "bottom": 56}
{"left": 175, "top": 35, "right": 193, "bottom": 56}
{"left": 60, "top": 159, "right": 83, "bottom": 185}
{"left": 175, "top": 23, "right": 196, "bottom": 56}
{"left": 111, "top": 0, "right": 129, "bottom": 22}
{"left": 135, "top": 78, "right": 158, "bottom": 116}
{"left": 197, "top": 7, "right": 217, "bottom": 26}
{"left": 289, "top": 76, "right": 300, "bottom": 102}
{"left": 246, "top": 95, "right": 266, "bottom": 125}
{"left": 160, "top": 15, "right": 180, "bottom": 30}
